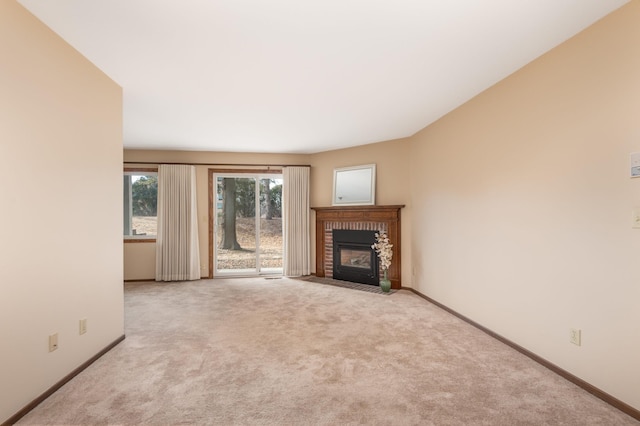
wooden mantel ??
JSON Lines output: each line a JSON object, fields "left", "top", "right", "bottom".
{"left": 311, "top": 205, "right": 404, "bottom": 289}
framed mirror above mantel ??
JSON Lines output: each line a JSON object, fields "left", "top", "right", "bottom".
{"left": 332, "top": 164, "right": 376, "bottom": 206}
{"left": 311, "top": 205, "right": 404, "bottom": 289}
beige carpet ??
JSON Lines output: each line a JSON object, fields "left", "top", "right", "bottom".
{"left": 17, "top": 277, "right": 638, "bottom": 425}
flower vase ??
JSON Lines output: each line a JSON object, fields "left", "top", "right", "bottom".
{"left": 379, "top": 269, "right": 391, "bottom": 293}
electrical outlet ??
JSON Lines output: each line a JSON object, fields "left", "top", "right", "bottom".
{"left": 49, "top": 333, "right": 58, "bottom": 352}
{"left": 79, "top": 318, "right": 87, "bottom": 335}
{"left": 570, "top": 328, "right": 581, "bottom": 346}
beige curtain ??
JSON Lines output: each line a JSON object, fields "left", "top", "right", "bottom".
{"left": 155, "top": 164, "right": 201, "bottom": 281}
{"left": 283, "top": 166, "right": 310, "bottom": 276}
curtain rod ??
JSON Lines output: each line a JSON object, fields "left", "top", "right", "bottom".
{"left": 123, "top": 161, "right": 310, "bottom": 167}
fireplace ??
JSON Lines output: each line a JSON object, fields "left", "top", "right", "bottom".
{"left": 332, "top": 230, "right": 379, "bottom": 285}
{"left": 312, "top": 205, "right": 403, "bottom": 289}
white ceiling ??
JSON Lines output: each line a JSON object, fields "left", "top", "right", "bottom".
{"left": 18, "top": 0, "right": 629, "bottom": 154}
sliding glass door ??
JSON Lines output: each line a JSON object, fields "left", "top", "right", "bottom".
{"left": 214, "top": 173, "right": 283, "bottom": 276}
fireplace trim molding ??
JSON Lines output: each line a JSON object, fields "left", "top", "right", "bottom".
{"left": 311, "top": 205, "right": 404, "bottom": 289}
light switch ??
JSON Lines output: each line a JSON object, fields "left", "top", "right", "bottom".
{"left": 632, "top": 209, "right": 640, "bottom": 229}
{"left": 631, "top": 152, "right": 640, "bottom": 177}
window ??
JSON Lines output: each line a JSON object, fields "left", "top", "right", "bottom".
{"left": 124, "top": 170, "right": 157, "bottom": 240}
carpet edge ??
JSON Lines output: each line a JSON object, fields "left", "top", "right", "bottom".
{"left": 405, "top": 288, "right": 640, "bottom": 422}
{"left": 3, "top": 334, "right": 126, "bottom": 426}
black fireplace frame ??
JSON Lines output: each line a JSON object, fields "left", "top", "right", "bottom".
{"left": 332, "top": 229, "right": 379, "bottom": 286}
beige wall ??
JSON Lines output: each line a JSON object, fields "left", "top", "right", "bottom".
{"left": 409, "top": 1, "right": 640, "bottom": 410}
{"left": 123, "top": 150, "right": 310, "bottom": 280}
{"left": 0, "top": 1, "right": 124, "bottom": 423}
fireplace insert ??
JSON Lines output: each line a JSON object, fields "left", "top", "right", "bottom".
{"left": 332, "top": 229, "right": 379, "bottom": 285}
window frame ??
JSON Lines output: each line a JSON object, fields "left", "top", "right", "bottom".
{"left": 124, "top": 167, "right": 158, "bottom": 243}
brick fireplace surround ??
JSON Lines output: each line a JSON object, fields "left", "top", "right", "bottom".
{"left": 311, "top": 205, "right": 404, "bottom": 289}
